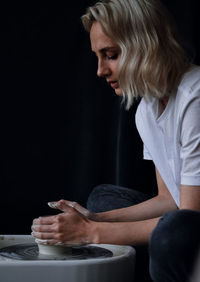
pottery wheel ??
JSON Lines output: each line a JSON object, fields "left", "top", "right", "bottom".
{"left": 0, "top": 243, "right": 113, "bottom": 261}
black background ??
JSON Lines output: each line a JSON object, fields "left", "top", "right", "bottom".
{"left": 0, "top": 1, "right": 199, "bottom": 234}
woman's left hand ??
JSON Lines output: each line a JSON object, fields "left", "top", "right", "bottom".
{"left": 31, "top": 201, "right": 94, "bottom": 245}
{"left": 47, "top": 199, "right": 95, "bottom": 219}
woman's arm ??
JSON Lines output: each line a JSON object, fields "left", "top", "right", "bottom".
{"left": 32, "top": 203, "right": 159, "bottom": 246}
{"left": 44, "top": 167, "right": 177, "bottom": 223}
{"left": 92, "top": 167, "right": 177, "bottom": 222}
{"left": 91, "top": 216, "right": 159, "bottom": 245}
{"left": 180, "top": 185, "right": 200, "bottom": 210}
{"left": 32, "top": 167, "right": 177, "bottom": 246}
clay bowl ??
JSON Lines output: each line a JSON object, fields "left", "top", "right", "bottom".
{"left": 37, "top": 242, "right": 72, "bottom": 256}
{"left": 36, "top": 239, "right": 85, "bottom": 257}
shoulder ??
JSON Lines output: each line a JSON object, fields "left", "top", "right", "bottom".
{"left": 175, "top": 65, "right": 200, "bottom": 109}
{"left": 178, "top": 65, "right": 200, "bottom": 97}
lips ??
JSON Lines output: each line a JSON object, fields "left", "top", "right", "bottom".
{"left": 109, "top": 81, "right": 119, "bottom": 89}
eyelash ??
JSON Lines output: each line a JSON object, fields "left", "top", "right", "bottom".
{"left": 107, "top": 54, "right": 118, "bottom": 60}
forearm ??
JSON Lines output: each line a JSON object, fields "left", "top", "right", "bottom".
{"left": 32, "top": 200, "right": 163, "bottom": 247}
{"left": 90, "top": 216, "right": 160, "bottom": 246}
{"left": 92, "top": 194, "right": 177, "bottom": 222}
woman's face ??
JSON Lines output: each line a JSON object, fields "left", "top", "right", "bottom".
{"left": 90, "top": 21, "right": 122, "bottom": 96}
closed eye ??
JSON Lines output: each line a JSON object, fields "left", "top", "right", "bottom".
{"left": 107, "top": 54, "right": 118, "bottom": 60}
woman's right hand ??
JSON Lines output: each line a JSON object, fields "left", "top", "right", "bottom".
{"left": 32, "top": 201, "right": 97, "bottom": 246}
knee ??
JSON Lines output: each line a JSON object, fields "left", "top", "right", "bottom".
{"left": 87, "top": 184, "right": 110, "bottom": 212}
{"left": 87, "top": 184, "right": 108, "bottom": 203}
{"left": 88, "top": 184, "right": 108, "bottom": 197}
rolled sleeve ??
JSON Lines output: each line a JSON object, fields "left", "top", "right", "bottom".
{"left": 143, "top": 144, "right": 152, "bottom": 160}
{"left": 180, "top": 92, "right": 200, "bottom": 186}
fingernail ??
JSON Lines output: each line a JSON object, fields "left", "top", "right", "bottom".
{"left": 32, "top": 231, "right": 37, "bottom": 238}
{"left": 48, "top": 202, "right": 59, "bottom": 209}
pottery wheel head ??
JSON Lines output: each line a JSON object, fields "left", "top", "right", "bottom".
{"left": 0, "top": 243, "right": 113, "bottom": 261}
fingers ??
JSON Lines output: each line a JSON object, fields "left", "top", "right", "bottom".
{"left": 33, "top": 215, "right": 56, "bottom": 225}
{"left": 31, "top": 207, "right": 91, "bottom": 246}
{"left": 48, "top": 200, "right": 91, "bottom": 218}
{"left": 31, "top": 201, "right": 90, "bottom": 246}
{"left": 32, "top": 224, "right": 54, "bottom": 233}
{"left": 32, "top": 217, "right": 55, "bottom": 242}
{"left": 32, "top": 231, "right": 55, "bottom": 240}
{"left": 31, "top": 220, "right": 60, "bottom": 245}
{"left": 32, "top": 215, "right": 59, "bottom": 241}
{"left": 48, "top": 199, "right": 76, "bottom": 212}
{"left": 47, "top": 199, "right": 92, "bottom": 218}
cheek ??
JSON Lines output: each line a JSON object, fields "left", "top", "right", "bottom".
{"left": 110, "top": 59, "right": 120, "bottom": 74}
{"left": 115, "top": 61, "right": 120, "bottom": 73}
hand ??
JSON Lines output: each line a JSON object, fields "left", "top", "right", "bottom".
{"left": 31, "top": 203, "right": 94, "bottom": 246}
{"left": 48, "top": 199, "right": 96, "bottom": 220}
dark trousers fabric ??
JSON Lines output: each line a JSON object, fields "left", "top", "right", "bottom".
{"left": 149, "top": 210, "right": 200, "bottom": 282}
{"left": 87, "top": 184, "right": 200, "bottom": 282}
{"left": 87, "top": 184, "right": 152, "bottom": 212}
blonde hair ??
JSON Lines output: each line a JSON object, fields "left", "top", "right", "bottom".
{"left": 82, "top": 0, "right": 190, "bottom": 109}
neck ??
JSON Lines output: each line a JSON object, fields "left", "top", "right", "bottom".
{"left": 160, "top": 97, "right": 169, "bottom": 110}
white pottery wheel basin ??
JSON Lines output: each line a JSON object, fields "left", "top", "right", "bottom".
{"left": 0, "top": 235, "right": 136, "bottom": 282}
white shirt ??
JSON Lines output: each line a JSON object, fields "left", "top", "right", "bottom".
{"left": 135, "top": 65, "right": 200, "bottom": 206}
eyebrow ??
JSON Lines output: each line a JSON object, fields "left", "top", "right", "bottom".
{"left": 92, "top": 46, "right": 118, "bottom": 53}
{"left": 100, "top": 46, "right": 117, "bottom": 52}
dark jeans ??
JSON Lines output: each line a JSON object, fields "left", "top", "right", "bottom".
{"left": 87, "top": 184, "right": 200, "bottom": 282}
{"left": 150, "top": 210, "right": 200, "bottom": 282}
{"left": 87, "top": 184, "right": 151, "bottom": 212}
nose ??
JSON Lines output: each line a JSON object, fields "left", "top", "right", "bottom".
{"left": 97, "top": 60, "right": 110, "bottom": 78}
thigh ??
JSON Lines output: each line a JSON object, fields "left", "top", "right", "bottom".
{"left": 149, "top": 209, "right": 200, "bottom": 282}
{"left": 87, "top": 184, "right": 151, "bottom": 212}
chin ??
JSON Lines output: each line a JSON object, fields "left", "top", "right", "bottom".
{"left": 115, "top": 88, "right": 123, "bottom": 96}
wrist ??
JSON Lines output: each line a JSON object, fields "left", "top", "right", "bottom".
{"left": 89, "top": 212, "right": 101, "bottom": 221}
{"left": 88, "top": 221, "right": 101, "bottom": 244}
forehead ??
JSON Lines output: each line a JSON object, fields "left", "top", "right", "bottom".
{"left": 90, "top": 21, "right": 118, "bottom": 52}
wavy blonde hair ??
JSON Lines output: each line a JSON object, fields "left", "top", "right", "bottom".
{"left": 82, "top": 0, "right": 190, "bottom": 109}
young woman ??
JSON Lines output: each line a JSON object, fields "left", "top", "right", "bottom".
{"left": 32, "top": 1, "right": 200, "bottom": 281}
